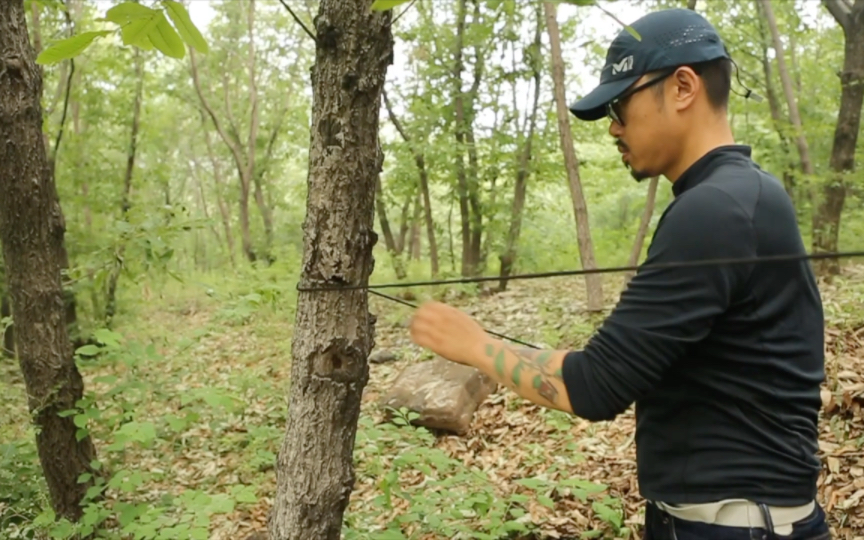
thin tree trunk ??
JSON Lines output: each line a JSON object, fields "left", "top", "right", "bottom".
{"left": 189, "top": 0, "right": 261, "bottom": 265}
{"left": 499, "top": 3, "right": 542, "bottom": 292}
{"left": 268, "top": 0, "right": 393, "bottom": 537}
{"left": 200, "top": 112, "right": 236, "bottom": 267}
{"left": 382, "top": 90, "right": 439, "bottom": 275}
{"left": 253, "top": 173, "right": 274, "bottom": 263}
{"left": 623, "top": 177, "right": 659, "bottom": 287}
{"left": 452, "top": 0, "right": 473, "bottom": 277}
{"left": 466, "top": 0, "right": 485, "bottom": 275}
{"left": 253, "top": 120, "right": 282, "bottom": 265}
{"left": 375, "top": 175, "right": 407, "bottom": 279}
{"left": 544, "top": 1, "right": 604, "bottom": 311}
{"left": 813, "top": 0, "right": 864, "bottom": 275}
{"left": 0, "top": 0, "right": 99, "bottom": 522}
{"left": 396, "top": 193, "right": 411, "bottom": 254}
{"left": 410, "top": 191, "right": 422, "bottom": 261}
{"left": 191, "top": 155, "right": 223, "bottom": 247}
{"left": 245, "top": 0, "right": 264, "bottom": 264}
{"left": 104, "top": 49, "right": 143, "bottom": 327}
{"left": 760, "top": 0, "right": 815, "bottom": 178}
{"left": 2, "top": 293, "right": 13, "bottom": 358}
{"left": 755, "top": 6, "right": 796, "bottom": 198}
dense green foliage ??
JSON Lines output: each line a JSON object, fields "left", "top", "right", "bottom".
{"left": 2, "top": 0, "right": 862, "bottom": 538}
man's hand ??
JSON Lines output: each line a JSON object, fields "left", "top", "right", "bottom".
{"left": 408, "top": 301, "right": 575, "bottom": 414}
{"left": 408, "top": 301, "right": 489, "bottom": 366}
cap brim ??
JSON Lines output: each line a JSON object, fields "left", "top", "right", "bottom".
{"left": 568, "top": 75, "right": 641, "bottom": 121}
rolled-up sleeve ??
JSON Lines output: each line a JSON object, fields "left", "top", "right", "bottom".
{"left": 561, "top": 186, "right": 756, "bottom": 421}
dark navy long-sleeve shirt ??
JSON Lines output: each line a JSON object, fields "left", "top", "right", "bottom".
{"left": 561, "top": 145, "right": 825, "bottom": 506}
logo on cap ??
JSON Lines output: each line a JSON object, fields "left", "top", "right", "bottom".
{"left": 611, "top": 55, "right": 634, "bottom": 75}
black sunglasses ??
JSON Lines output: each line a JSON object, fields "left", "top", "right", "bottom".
{"left": 606, "top": 69, "right": 676, "bottom": 126}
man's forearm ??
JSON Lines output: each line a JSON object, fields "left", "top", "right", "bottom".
{"left": 467, "top": 337, "right": 574, "bottom": 414}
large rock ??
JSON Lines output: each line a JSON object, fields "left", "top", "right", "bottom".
{"left": 378, "top": 356, "right": 497, "bottom": 434}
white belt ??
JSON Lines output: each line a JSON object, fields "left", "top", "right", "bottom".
{"left": 653, "top": 499, "right": 815, "bottom": 536}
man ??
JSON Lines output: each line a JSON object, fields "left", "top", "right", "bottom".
{"left": 408, "top": 8, "right": 831, "bottom": 540}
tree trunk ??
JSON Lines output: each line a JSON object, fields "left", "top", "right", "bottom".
{"left": 760, "top": 0, "right": 815, "bottom": 178}
{"left": 465, "top": 0, "right": 485, "bottom": 275}
{"left": 200, "top": 112, "right": 236, "bottom": 267}
{"left": 622, "top": 176, "right": 659, "bottom": 287}
{"left": 30, "top": 0, "right": 82, "bottom": 348}
{"left": 253, "top": 172, "right": 274, "bottom": 264}
{"left": 239, "top": 184, "right": 255, "bottom": 262}
{"left": 375, "top": 175, "right": 406, "bottom": 279}
{"left": 0, "top": 0, "right": 99, "bottom": 522}
{"left": 2, "top": 293, "right": 13, "bottom": 358}
{"left": 267, "top": 0, "right": 393, "bottom": 537}
{"left": 104, "top": 49, "right": 142, "bottom": 327}
{"left": 410, "top": 191, "right": 422, "bottom": 261}
{"left": 813, "top": 0, "right": 864, "bottom": 275}
{"left": 381, "top": 90, "right": 439, "bottom": 276}
{"left": 452, "top": 0, "right": 473, "bottom": 277}
{"left": 189, "top": 0, "right": 262, "bottom": 266}
{"left": 544, "top": 1, "right": 604, "bottom": 311}
{"left": 756, "top": 8, "right": 796, "bottom": 198}
{"left": 252, "top": 120, "right": 283, "bottom": 266}
{"left": 396, "top": 192, "right": 411, "bottom": 254}
{"left": 499, "top": 4, "right": 542, "bottom": 292}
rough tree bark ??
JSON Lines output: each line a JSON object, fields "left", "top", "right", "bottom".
{"left": 0, "top": 0, "right": 99, "bottom": 521}
{"left": 267, "top": 0, "right": 393, "bottom": 537}
{"left": 544, "top": 1, "right": 604, "bottom": 311}
{"left": 813, "top": 0, "right": 864, "bottom": 275}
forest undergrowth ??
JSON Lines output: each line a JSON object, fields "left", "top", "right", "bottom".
{"left": 2, "top": 263, "right": 863, "bottom": 540}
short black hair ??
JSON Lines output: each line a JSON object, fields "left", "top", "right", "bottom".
{"left": 652, "top": 57, "right": 733, "bottom": 111}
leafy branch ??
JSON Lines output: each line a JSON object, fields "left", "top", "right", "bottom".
{"left": 36, "top": 0, "right": 209, "bottom": 65}
{"left": 370, "top": 0, "right": 641, "bottom": 40}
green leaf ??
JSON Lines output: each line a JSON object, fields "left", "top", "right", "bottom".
{"left": 371, "top": 0, "right": 412, "bottom": 11}
{"left": 93, "top": 328, "right": 122, "bottom": 347}
{"left": 163, "top": 0, "right": 209, "bottom": 53}
{"left": 104, "top": 2, "right": 158, "bottom": 24}
{"left": 149, "top": 13, "right": 186, "bottom": 59}
{"left": 35, "top": 31, "right": 111, "bottom": 65}
{"left": 120, "top": 10, "right": 162, "bottom": 50}
{"left": 76, "top": 344, "right": 102, "bottom": 357}
{"left": 592, "top": 501, "right": 622, "bottom": 528}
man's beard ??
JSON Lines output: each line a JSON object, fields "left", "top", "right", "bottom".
{"left": 617, "top": 139, "right": 652, "bottom": 182}
{"left": 626, "top": 162, "right": 653, "bottom": 182}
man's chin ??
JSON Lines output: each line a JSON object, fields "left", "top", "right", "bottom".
{"left": 625, "top": 162, "right": 653, "bottom": 182}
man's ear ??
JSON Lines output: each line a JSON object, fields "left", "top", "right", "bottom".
{"left": 672, "top": 67, "right": 700, "bottom": 111}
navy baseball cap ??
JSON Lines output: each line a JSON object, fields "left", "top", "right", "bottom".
{"left": 569, "top": 8, "right": 730, "bottom": 121}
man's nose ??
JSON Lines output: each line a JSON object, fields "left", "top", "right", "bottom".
{"left": 608, "top": 119, "right": 623, "bottom": 137}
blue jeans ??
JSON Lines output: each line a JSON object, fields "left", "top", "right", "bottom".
{"left": 643, "top": 501, "right": 832, "bottom": 540}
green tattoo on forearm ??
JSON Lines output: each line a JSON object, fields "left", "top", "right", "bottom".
{"left": 485, "top": 344, "right": 564, "bottom": 405}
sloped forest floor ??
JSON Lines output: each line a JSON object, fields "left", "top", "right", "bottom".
{"left": 2, "top": 265, "right": 863, "bottom": 540}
